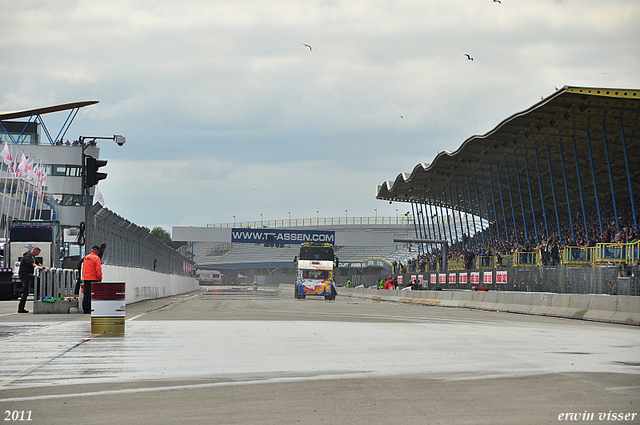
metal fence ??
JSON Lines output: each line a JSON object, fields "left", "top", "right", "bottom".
{"left": 87, "top": 204, "right": 194, "bottom": 276}
{"left": 410, "top": 265, "right": 639, "bottom": 296}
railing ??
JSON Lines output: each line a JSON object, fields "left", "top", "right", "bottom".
{"left": 626, "top": 241, "right": 639, "bottom": 265}
{"left": 513, "top": 251, "right": 539, "bottom": 267}
{"left": 562, "top": 246, "right": 595, "bottom": 267}
{"left": 475, "top": 255, "right": 495, "bottom": 269}
{"left": 594, "top": 243, "right": 626, "bottom": 265}
{"left": 207, "top": 216, "right": 414, "bottom": 229}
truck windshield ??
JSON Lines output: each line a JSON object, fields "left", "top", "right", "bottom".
{"left": 299, "top": 246, "right": 334, "bottom": 261}
{"left": 302, "top": 269, "right": 329, "bottom": 279}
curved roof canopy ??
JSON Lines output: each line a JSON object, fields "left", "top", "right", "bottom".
{"left": 376, "top": 86, "right": 640, "bottom": 229}
{"left": 0, "top": 100, "right": 98, "bottom": 121}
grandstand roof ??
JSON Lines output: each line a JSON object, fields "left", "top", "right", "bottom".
{"left": 0, "top": 101, "right": 98, "bottom": 120}
{"left": 376, "top": 86, "right": 640, "bottom": 228}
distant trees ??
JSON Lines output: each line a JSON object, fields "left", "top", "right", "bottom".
{"left": 149, "top": 226, "right": 182, "bottom": 250}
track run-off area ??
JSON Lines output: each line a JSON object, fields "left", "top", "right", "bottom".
{"left": 1, "top": 286, "right": 639, "bottom": 425}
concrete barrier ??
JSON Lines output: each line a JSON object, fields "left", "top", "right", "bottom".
{"left": 612, "top": 296, "right": 640, "bottom": 325}
{"left": 339, "top": 288, "right": 639, "bottom": 326}
{"left": 583, "top": 295, "right": 618, "bottom": 323}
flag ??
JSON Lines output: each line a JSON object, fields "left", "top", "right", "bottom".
{"left": 26, "top": 159, "right": 34, "bottom": 182}
{"left": 94, "top": 186, "right": 105, "bottom": 206}
{"left": 1, "top": 143, "right": 12, "bottom": 166}
{"left": 18, "top": 153, "right": 28, "bottom": 177}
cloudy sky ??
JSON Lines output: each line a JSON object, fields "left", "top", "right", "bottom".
{"left": 2, "top": 0, "right": 639, "bottom": 231}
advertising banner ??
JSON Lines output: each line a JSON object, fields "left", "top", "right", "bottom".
{"left": 438, "top": 274, "right": 446, "bottom": 284}
{"left": 470, "top": 272, "right": 480, "bottom": 284}
{"left": 449, "top": 273, "right": 456, "bottom": 284}
{"left": 483, "top": 271, "right": 493, "bottom": 284}
{"left": 231, "top": 228, "right": 335, "bottom": 245}
{"left": 459, "top": 273, "right": 468, "bottom": 284}
{"left": 430, "top": 274, "right": 437, "bottom": 284}
{"left": 496, "top": 270, "right": 508, "bottom": 284}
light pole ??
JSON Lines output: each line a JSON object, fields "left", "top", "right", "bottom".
{"left": 375, "top": 208, "right": 378, "bottom": 219}
{"left": 260, "top": 213, "right": 263, "bottom": 228}
{"left": 79, "top": 134, "right": 125, "bottom": 249}
{"left": 233, "top": 215, "right": 236, "bottom": 227}
{"left": 288, "top": 211, "right": 291, "bottom": 226}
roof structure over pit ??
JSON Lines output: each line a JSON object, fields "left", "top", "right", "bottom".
{"left": 376, "top": 86, "right": 640, "bottom": 243}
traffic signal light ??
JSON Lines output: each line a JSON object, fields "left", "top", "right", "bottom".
{"left": 85, "top": 155, "right": 108, "bottom": 187}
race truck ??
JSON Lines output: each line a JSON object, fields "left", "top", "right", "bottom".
{"left": 0, "top": 220, "right": 62, "bottom": 300}
{"left": 294, "top": 242, "right": 337, "bottom": 300}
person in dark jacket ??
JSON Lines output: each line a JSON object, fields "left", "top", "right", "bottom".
{"left": 18, "top": 247, "right": 41, "bottom": 313}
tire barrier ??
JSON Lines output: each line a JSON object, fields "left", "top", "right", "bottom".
{"left": 341, "top": 287, "right": 640, "bottom": 326}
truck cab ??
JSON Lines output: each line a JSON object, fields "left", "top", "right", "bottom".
{"left": 294, "top": 242, "right": 337, "bottom": 300}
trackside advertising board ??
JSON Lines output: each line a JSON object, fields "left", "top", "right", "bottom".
{"left": 231, "top": 228, "right": 335, "bottom": 245}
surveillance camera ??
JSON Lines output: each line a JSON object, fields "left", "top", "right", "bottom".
{"left": 114, "top": 135, "right": 126, "bottom": 146}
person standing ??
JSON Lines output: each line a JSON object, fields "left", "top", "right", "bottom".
{"left": 18, "top": 247, "right": 41, "bottom": 313}
{"left": 82, "top": 245, "right": 103, "bottom": 314}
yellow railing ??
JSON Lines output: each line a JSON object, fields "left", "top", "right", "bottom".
{"left": 513, "top": 251, "right": 540, "bottom": 267}
{"left": 594, "top": 243, "right": 627, "bottom": 265}
{"left": 561, "top": 246, "right": 595, "bottom": 267}
{"left": 447, "top": 259, "right": 465, "bottom": 271}
{"left": 627, "top": 241, "right": 640, "bottom": 265}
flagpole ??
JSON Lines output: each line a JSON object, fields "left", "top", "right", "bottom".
{"left": 0, "top": 144, "right": 11, "bottom": 231}
{"left": 9, "top": 151, "right": 21, "bottom": 224}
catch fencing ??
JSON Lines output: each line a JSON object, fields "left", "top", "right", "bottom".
{"left": 398, "top": 265, "right": 639, "bottom": 296}
{"left": 87, "top": 204, "right": 194, "bottom": 276}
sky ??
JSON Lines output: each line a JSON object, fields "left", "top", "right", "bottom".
{"left": 1, "top": 0, "right": 639, "bottom": 232}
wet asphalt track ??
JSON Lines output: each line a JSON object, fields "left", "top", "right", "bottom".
{"left": 1, "top": 285, "right": 639, "bottom": 425}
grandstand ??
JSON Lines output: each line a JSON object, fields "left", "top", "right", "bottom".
{"left": 376, "top": 86, "right": 639, "bottom": 295}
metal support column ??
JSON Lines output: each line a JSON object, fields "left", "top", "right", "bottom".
{"left": 524, "top": 155, "right": 539, "bottom": 244}
{"left": 449, "top": 186, "right": 460, "bottom": 245}
{"left": 459, "top": 183, "right": 472, "bottom": 248}
{"left": 473, "top": 176, "right": 486, "bottom": 246}
{"left": 572, "top": 136, "right": 589, "bottom": 239}
{"left": 481, "top": 175, "right": 493, "bottom": 246}
{"left": 488, "top": 169, "right": 501, "bottom": 243}
{"left": 602, "top": 123, "right": 619, "bottom": 230}
{"left": 515, "top": 160, "right": 529, "bottom": 243}
{"left": 411, "top": 201, "right": 423, "bottom": 255}
{"left": 504, "top": 162, "right": 519, "bottom": 245}
{"left": 622, "top": 115, "right": 638, "bottom": 232}
{"left": 496, "top": 164, "right": 510, "bottom": 242}
{"left": 466, "top": 175, "right": 478, "bottom": 248}
{"left": 440, "top": 188, "right": 454, "bottom": 244}
{"left": 535, "top": 148, "right": 550, "bottom": 240}
{"left": 546, "top": 145, "right": 563, "bottom": 244}
{"left": 558, "top": 142, "right": 574, "bottom": 241}
{"left": 586, "top": 129, "right": 604, "bottom": 235}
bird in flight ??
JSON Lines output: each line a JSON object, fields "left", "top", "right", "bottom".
{"left": 301, "top": 43, "right": 312, "bottom": 51}
{"left": 493, "top": 0, "right": 501, "bottom": 3}
{"left": 465, "top": 54, "right": 473, "bottom": 61}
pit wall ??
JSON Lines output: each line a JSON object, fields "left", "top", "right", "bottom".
{"left": 103, "top": 265, "right": 198, "bottom": 304}
{"left": 340, "top": 287, "right": 640, "bottom": 326}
